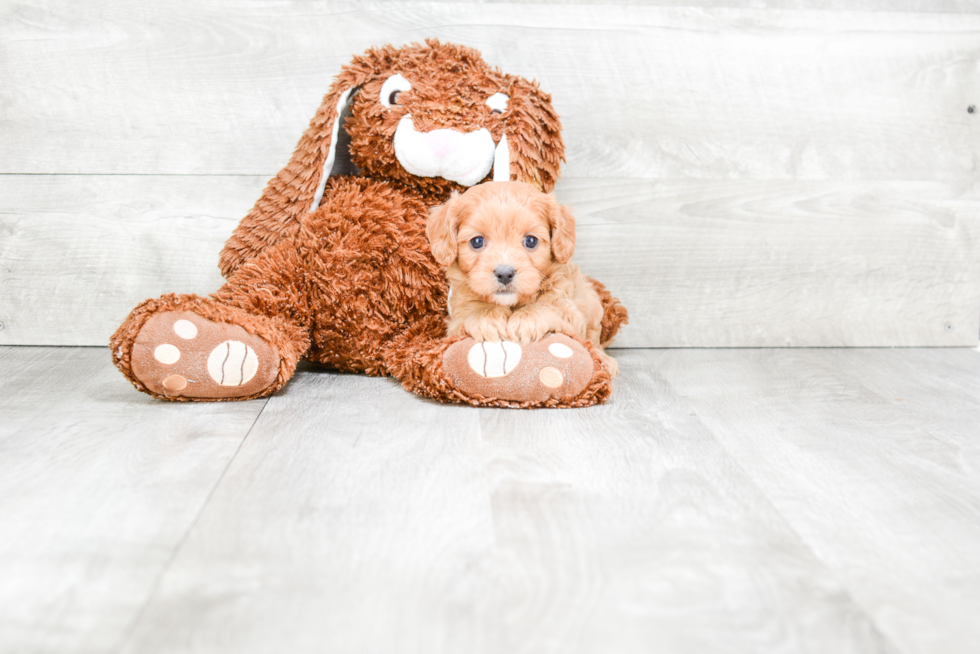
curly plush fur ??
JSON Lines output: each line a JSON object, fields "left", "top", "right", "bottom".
{"left": 110, "top": 40, "right": 627, "bottom": 407}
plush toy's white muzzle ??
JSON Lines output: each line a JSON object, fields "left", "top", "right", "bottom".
{"left": 309, "top": 85, "right": 514, "bottom": 214}
{"left": 393, "top": 116, "right": 497, "bottom": 187}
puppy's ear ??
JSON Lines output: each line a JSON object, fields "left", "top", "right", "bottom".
{"left": 546, "top": 197, "right": 576, "bottom": 263}
{"left": 427, "top": 192, "right": 463, "bottom": 267}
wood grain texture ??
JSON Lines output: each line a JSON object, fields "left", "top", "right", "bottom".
{"left": 116, "top": 366, "right": 496, "bottom": 654}
{"left": 472, "top": 358, "right": 897, "bottom": 654}
{"left": 1, "top": 2, "right": 977, "bottom": 180}
{"left": 0, "top": 346, "right": 266, "bottom": 654}
{"left": 654, "top": 346, "right": 980, "bottom": 654}
{"left": 5, "top": 345, "right": 980, "bottom": 652}
{"left": 560, "top": 178, "right": 980, "bottom": 347}
{"left": 2, "top": 175, "right": 976, "bottom": 347}
{"left": 416, "top": 0, "right": 980, "bottom": 10}
{"left": 116, "top": 351, "right": 898, "bottom": 654}
{"left": 814, "top": 347, "right": 980, "bottom": 480}
{"left": 0, "top": 174, "right": 264, "bottom": 345}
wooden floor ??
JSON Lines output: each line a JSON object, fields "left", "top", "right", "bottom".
{"left": 2, "top": 345, "right": 979, "bottom": 654}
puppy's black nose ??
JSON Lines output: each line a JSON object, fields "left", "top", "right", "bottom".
{"left": 494, "top": 265, "right": 516, "bottom": 286}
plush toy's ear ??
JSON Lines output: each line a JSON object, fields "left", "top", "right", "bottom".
{"left": 427, "top": 193, "right": 463, "bottom": 267}
{"left": 309, "top": 87, "right": 361, "bottom": 211}
{"left": 501, "top": 76, "right": 565, "bottom": 193}
{"left": 547, "top": 197, "right": 576, "bottom": 263}
{"left": 219, "top": 72, "right": 370, "bottom": 278}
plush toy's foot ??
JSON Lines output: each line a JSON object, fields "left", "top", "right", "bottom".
{"left": 442, "top": 333, "right": 603, "bottom": 406}
{"left": 129, "top": 310, "right": 281, "bottom": 400}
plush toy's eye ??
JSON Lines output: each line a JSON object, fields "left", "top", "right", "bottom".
{"left": 380, "top": 74, "right": 412, "bottom": 108}
{"left": 486, "top": 92, "right": 509, "bottom": 115}
{"left": 523, "top": 235, "right": 538, "bottom": 250}
{"left": 470, "top": 236, "right": 485, "bottom": 250}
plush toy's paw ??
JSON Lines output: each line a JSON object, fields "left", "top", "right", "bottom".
{"left": 442, "top": 333, "right": 596, "bottom": 404}
{"left": 129, "top": 311, "right": 280, "bottom": 399}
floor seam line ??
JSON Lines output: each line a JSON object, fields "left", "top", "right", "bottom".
{"left": 656, "top": 360, "right": 912, "bottom": 654}
{"left": 109, "top": 396, "right": 272, "bottom": 653}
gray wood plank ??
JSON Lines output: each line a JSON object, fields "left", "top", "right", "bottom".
{"left": 654, "top": 347, "right": 980, "bottom": 654}
{"left": 0, "top": 174, "right": 263, "bottom": 345}
{"left": 116, "top": 367, "right": 495, "bottom": 654}
{"left": 6, "top": 346, "right": 980, "bottom": 652}
{"left": 561, "top": 178, "right": 980, "bottom": 347}
{"left": 471, "top": 354, "right": 897, "bottom": 654}
{"left": 2, "top": 175, "right": 976, "bottom": 348}
{"left": 423, "top": 0, "right": 980, "bottom": 10}
{"left": 814, "top": 347, "right": 980, "bottom": 471}
{"left": 0, "top": 346, "right": 267, "bottom": 654}
{"left": 118, "top": 351, "right": 898, "bottom": 654}
{"left": 1, "top": 3, "right": 977, "bottom": 180}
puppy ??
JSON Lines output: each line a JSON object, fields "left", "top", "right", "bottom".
{"left": 427, "top": 181, "right": 618, "bottom": 377}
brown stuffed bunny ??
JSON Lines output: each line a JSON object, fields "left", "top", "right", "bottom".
{"left": 110, "top": 40, "right": 628, "bottom": 408}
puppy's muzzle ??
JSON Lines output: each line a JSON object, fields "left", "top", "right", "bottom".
{"left": 494, "top": 265, "right": 516, "bottom": 286}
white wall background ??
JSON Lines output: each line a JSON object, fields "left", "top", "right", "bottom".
{"left": 1, "top": 1, "right": 978, "bottom": 347}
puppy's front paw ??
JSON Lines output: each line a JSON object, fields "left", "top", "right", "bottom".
{"left": 505, "top": 313, "right": 552, "bottom": 344}
{"left": 465, "top": 316, "right": 509, "bottom": 343}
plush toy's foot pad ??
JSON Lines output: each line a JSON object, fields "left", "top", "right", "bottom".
{"left": 130, "top": 311, "right": 280, "bottom": 399}
{"left": 442, "top": 334, "right": 595, "bottom": 404}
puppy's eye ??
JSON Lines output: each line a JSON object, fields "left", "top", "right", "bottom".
{"left": 470, "top": 236, "right": 485, "bottom": 250}
{"left": 523, "top": 235, "right": 539, "bottom": 249}
{"left": 486, "top": 92, "right": 509, "bottom": 115}
{"left": 380, "top": 74, "right": 412, "bottom": 109}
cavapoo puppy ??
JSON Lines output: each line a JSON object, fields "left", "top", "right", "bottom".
{"left": 427, "top": 181, "right": 619, "bottom": 377}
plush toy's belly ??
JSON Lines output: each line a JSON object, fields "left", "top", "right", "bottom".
{"left": 298, "top": 176, "right": 449, "bottom": 374}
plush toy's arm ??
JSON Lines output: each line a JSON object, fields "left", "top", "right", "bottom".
{"left": 218, "top": 129, "right": 325, "bottom": 277}
{"left": 219, "top": 177, "right": 307, "bottom": 277}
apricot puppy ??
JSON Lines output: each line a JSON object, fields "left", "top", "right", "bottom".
{"left": 427, "top": 181, "right": 618, "bottom": 377}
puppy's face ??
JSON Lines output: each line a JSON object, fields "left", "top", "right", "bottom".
{"left": 427, "top": 182, "right": 576, "bottom": 307}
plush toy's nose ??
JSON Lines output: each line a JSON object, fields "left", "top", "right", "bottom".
{"left": 425, "top": 129, "right": 463, "bottom": 158}
{"left": 494, "top": 265, "right": 516, "bottom": 285}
